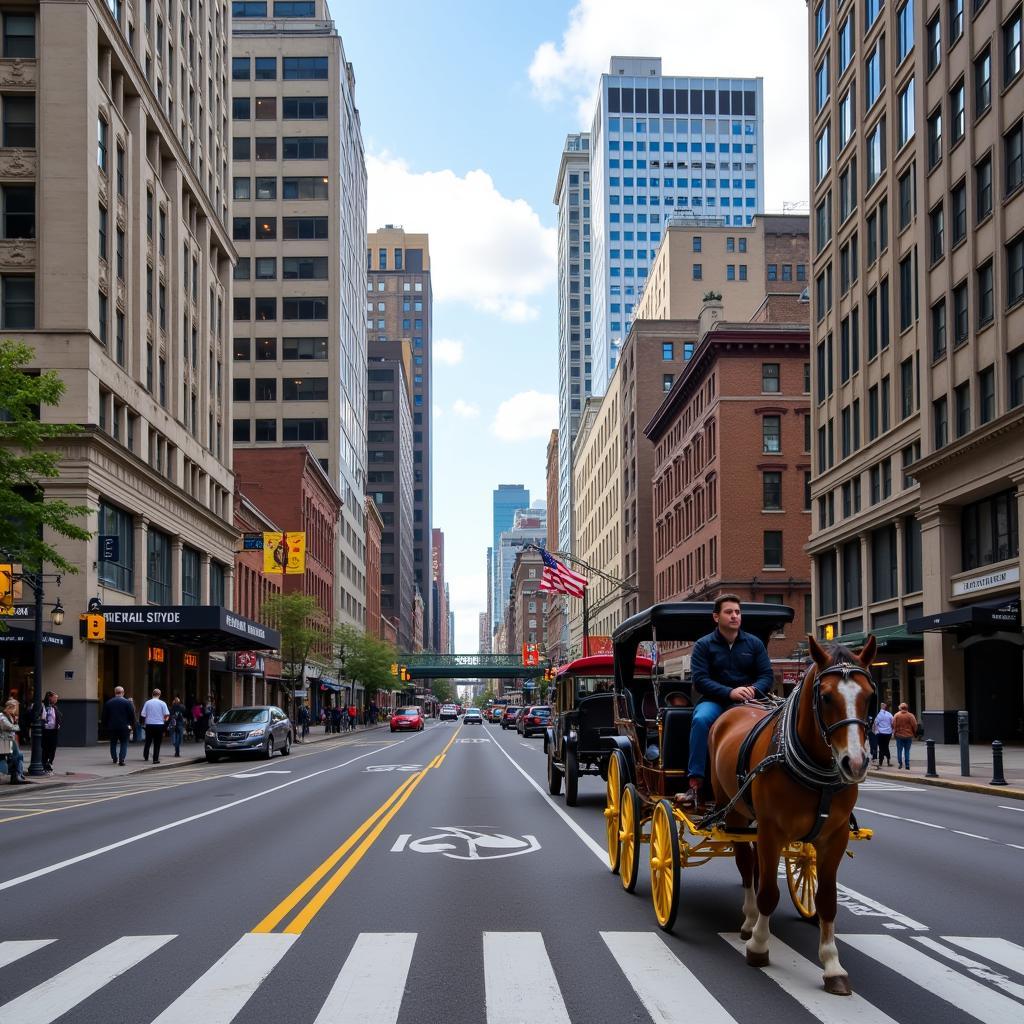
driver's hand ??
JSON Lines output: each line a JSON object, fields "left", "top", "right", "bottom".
{"left": 730, "top": 686, "right": 757, "bottom": 702}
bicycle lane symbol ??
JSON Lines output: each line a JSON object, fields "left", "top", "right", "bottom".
{"left": 390, "top": 826, "right": 541, "bottom": 859}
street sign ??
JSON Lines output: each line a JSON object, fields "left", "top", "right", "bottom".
{"left": 243, "top": 533, "right": 264, "bottom": 550}
{"left": 98, "top": 535, "right": 119, "bottom": 562}
{"left": 80, "top": 613, "right": 106, "bottom": 642}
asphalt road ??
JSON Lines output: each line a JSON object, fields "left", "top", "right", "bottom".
{"left": 0, "top": 719, "right": 1021, "bottom": 1024}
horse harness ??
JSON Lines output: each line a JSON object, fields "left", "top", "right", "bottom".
{"left": 699, "top": 663, "right": 875, "bottom": 843}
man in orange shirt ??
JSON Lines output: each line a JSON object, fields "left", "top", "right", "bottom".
{"left": 892, "top": 702, "right": 918, "bottom": 769}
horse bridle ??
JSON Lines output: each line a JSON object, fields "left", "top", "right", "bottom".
{"left": 811, "top": 663, "right": 877, "bottom": 749}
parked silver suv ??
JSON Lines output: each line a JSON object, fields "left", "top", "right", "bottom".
{"left": 205, "top": 706, "right": 293, "bottom": 762}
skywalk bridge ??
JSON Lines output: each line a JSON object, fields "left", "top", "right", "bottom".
{"left": 396, "top": 653, "right": 545, "bottom": 680}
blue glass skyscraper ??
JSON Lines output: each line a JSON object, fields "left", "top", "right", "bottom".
{"left": 491, "top": 484, "right": 530, "bottom": 627}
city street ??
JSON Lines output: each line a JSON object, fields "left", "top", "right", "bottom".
{"left": 1, "top": 720, "right": 1021, "bottom": 1023}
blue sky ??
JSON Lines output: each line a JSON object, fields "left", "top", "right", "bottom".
{"left": 332, "top": 0, "right": 810, "bottom": 651}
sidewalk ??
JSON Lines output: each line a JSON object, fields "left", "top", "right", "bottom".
{"left": 872, "top": 741, "right": 1024, "bottom": 799}
{"left": 0, "top": 722, "right": 389, "bottom": 794}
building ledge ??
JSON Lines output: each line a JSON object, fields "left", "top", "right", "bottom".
{"left": 910, "top": 406, "right": 1024, "bottom": 482}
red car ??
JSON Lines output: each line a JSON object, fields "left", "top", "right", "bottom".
{"left": 390, "top": 707, "right": 425, "bottom": 732}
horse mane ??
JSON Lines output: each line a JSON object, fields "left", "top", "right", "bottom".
{"left": 826, "top": 643, "right": 862, "bottom": 666}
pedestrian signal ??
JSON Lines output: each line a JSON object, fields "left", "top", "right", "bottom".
{"left": 79, "top": 613, "right": 106, "bottom": 642}
{"left": 823, "top": 623, "right": 836, "bottom": 641}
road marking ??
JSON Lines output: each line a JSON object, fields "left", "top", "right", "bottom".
{"left": 855, "top": 806, "right": 946, "bottom": 829}
{"left": 842, "top": 934, "right": 1024, "bottom": 1023}
{"left": 998, "top": 805, "right": 1024, "bottom": 813}
{"left": 151, "top": 933, "right": 296, "bottom": 1023}
{"left": 912, "top": 936, "right": 1024, "bottom": 1001}
{"left": 230, "top": 770, "right": 292, "bottom": 777}
{"left": 941, "top": 936, "right": 1024, "bottom": 977}
{"left": 0, "top": 940, "right": 53, "bottom": 969}
{"left": 0, "top": 934, "right": 174, "bottom": 1024}
{"left": 603, "top": 931, "right": 737, "bottom": 1024}
{"left": 483, "top": 933, "right": 570, "bottom": 1024}
{"left": 0, "top": 744, "right": 400, "bottom": 892}
{"left": 832, "top": 884, "right": 928, "bottom": 931}
{"left": 1007, "top": 843, "right": 1024, "bottom": 851}
{"left": 952, "top": 830, "right": 991, "bottom": 840}
{"left": 721, "top": 933, "right": 898, "bottom": 1024}
{"left": 405, "top": 827, "right": 540, "bottom": 860}
{"left": 363, "top": 764, "right": 422, "bottom": 773}
{"left": 390, "top": 834, "right": 410, "bottom": 852}
{"left": 313, "top": 933, "right": 415, "bottom": 1024}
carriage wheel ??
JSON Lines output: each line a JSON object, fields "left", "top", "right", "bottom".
{"left": 650, "top": 799, "right": 681, "bottom": 931}
{"left": 785, "top": 844, "right": 818, "bottom": 920}
{"left": 604, "top": 749, "right": 626, "bottom": 873}
{"left": 565, "top": 747, "right": 579, "bottom": 806}
{"left": 619, "top": 783, "right": 642, "bottom": 893}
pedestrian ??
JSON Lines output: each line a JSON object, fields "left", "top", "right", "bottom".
{"left": 191, "top": 699, "right": 204, "bottom": 741}
{"left": 873, "top": 701, "right": 894, "bottom": 767}
{"left": 168, "top": 696, "right": 188, "bottom": 757}
{"left": 128, "top": 697, "right": 143, "bottom": 742}
{"left": 38, "top": 691, "right": 63, "bottom": 773}
{"left": 347, "top": 703, "right": 358, "bottom": 731}
{"left": 140, "top": 688, "right": 170, "bottom": 763}
{"left": 0, "top": 699, "right": 28, "bottom": 784}
{"left": 892, "top": 702, "right": 918, "bottom": 769}
{"left": 102, "top": 686, "right": 136, "bottom": 766}
{"left": 203, "top": 698, "right": 215, "bottom": 735}
{"left": 866, "top": 710, "right": 879, "bottom": 763}
{"left": 298, "top": 702, "right": 310, "bottom": 740}
{"left": 369, "top": 700, "right": 378, "bottom": 725}
{"left": 330, "top": 705, "right": 342, "bottom": 734}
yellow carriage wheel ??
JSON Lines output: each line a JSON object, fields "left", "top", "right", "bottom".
{"left": 619, "top": 783, "right": 642, "bottom": 893}
{"left": 649, "top": 799, "right": 681, "bottom": 931}
{"left": 785, "top": 844, "right": 818, "bottom": 920}
{"left": 604, "top": 749, "right": 624, "bottom": 873}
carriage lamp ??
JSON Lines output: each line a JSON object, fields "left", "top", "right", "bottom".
{"left": 51, "top": 599, "right": 64, "bottom": 626}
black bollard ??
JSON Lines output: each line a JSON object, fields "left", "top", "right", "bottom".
{"left": 957, "top": 710, "right": 970, "bottom": 777}
{"left": 990, "top": 740, "right": 1008, "bottom": 786}
{"left": 925, "top": 738, "right": 938, "bottom": 778}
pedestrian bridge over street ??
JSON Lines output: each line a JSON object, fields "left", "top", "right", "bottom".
{"left": 396, "top": 654, "right": 544, "bottom": 680}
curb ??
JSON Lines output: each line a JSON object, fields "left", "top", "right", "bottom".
{"left": 873, "top": 767, "right": 1024, "bottom": 800}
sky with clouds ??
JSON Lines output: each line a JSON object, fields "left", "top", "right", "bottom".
{"left": 334, "top": 0, "right": 811, "bottom": 652}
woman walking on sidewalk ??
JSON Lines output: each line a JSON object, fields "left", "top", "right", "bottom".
{"left": 873, "top": 701, "right": 894, "bottom": 767}
{"left": 893, "top": 703, "right": 918, "bottom": 769}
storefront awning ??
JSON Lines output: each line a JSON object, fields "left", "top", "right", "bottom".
{"left": 0, "top": 625, "right": 74, "bottom": 650}
{"left": 101, "top": 605, "right": 280, "bottom": 651}
{"left": 833, "top": 623, "right": 922, "bottom": 653}
{"left": 907, "top": 597, "right": 1021, "bottom": 636}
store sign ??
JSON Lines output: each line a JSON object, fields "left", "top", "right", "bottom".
{"left": 234, "top": 651, "right": 266, "bottom": 674}
{"left": 183, "top": 651, "right": 199, "bottom": 669}
{"left": 242, "top": 533, "right": 264, "bottom": 550}
{"left": 148, "top": 646, "right": 166, "bottom": 663}
{"left": 951, "top": 566, "right": 1020, "bottom": 598}
{"left": 101, "top": 605, "right": 280, "bottom": 648}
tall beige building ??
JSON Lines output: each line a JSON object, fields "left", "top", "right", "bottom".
{"left": 807, "top": 0, "right": 1024, "bottom": 743}
{"left": 231, "top": 0, "right": 368, "bottom": 629}
{"left": 0, "top": 0, "right": 282, "bottom": 745}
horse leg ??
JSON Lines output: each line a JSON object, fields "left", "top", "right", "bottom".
{"left": 814, "top": 833, "right": 852, "bottom": 996}
{"left": 746, "top": 828, "right": 782, "bottom": 967}
{"left": 735, "top": 842, "right": 757, "bottom": 940}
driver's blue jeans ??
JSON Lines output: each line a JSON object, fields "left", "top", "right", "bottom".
{"left": 687, "top": 701, "right": 727, "bottom": 779}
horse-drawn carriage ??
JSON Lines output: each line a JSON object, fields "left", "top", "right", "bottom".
{"left": 602, "top": 601, "right": 876, "bottom": 996}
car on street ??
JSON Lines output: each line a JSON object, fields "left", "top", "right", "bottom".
{"left": 463, "top": 708, "right": 483, "bottom": 724}
{"left": 486, "top": 706, "right": 505, "bottom": 723}
{"left": 390, "top": 707, "right": 425, "bottom": 732}
{"left": 439, "top": 704, "right": 459, "bottom": 721}
{"left": 501, "top": 706, "right": 523, "bottom": 730}
{"left": 517, "top": 705, "right": 552, "bottom": 737}
{"left": 205, "top": 706, "right": 293, "bottom": 762}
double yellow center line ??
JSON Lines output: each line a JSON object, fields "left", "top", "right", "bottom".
{"left": 253, "top": 725, "right": 462, "bottom": 935}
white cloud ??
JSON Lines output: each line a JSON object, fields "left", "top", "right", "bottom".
{"left": 452, "top": 399, "right": 481, "bottom": 419}
{"left": 367, "top": 154, "right": 556, "bottom": 321}
{"left": 491, "top": 391, "right": 558, "bottom": 442}
{"left": 527, "top": 0, "right": 810, "bottom": 212}
{"left": 434, "top": 338, "right": 465, "bottom": 366}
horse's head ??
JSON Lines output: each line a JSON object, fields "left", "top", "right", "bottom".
{"left": 806, "top": 634, "right": 877, "bottom": 783}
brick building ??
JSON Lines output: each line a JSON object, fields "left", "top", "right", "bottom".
{"left": 644, "top": 297, "right": 812, "bottom": 675}
{"left": 506, "top": 549, "right": 548, "bottom": 667}
{"left": 365, "top": 496, "right": 383, "bottom": 639}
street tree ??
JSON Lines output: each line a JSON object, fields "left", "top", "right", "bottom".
{"left": 333, "top": 623, "right": 397, "bottom": 707}
{"left": 0, "top": 340, "right": 90, "bottom": 574}
{"left": 431, "top": 678, "right": 454, "bottom": 705}
{"left": 261, "top": 592, "right": 328, "bottom": 718}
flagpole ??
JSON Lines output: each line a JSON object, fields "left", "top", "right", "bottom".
{"left": 582, "top": 584, "right": 589, "bottom": 657}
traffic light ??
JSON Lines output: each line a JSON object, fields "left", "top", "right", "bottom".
{"left": 390, "top": 663, "right": 399, "bottom": 676}
{"left": 823, "top": 624, "right": 836, "bottom": 641}
{"left": 0, "top": 564, "right": 12, "bottom": 610}
{"left": 79, "top": 613, "right": 106, "bottom": 642}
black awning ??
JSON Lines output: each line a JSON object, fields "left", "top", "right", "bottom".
{"left": 907, "top": 597, "right": 1021, "bottom": 636}
{"left": 0, "top": 626, "right": 74, "bottom": 650}
{"left": 101, "top": 605, "right": 280, "bottom": 651}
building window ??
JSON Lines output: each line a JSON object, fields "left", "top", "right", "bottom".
{"left": 961, "top": 489, "right": 1019, "bottom": 570}
{"left": 662, "top": 341, "right": 673, "bottom": 360}
{"left": 929, "top": 203, "right": 944, "bottom": 263}
{"left": 842, "top": 540, "right": 862, "bottom": 609}
{"left": 928, "top": 108, "right": 943, "bottom": 168}
{"left": 978, "top": 365, "right": 995, "bottom": 424}
{"left": 282, "top": 56, "right": 329, "bottom": 79}
{"left": 2, "top": 95, "right": 34, "bottom": 147}
{"left": 900, "top": 357, "right": 914, "bottom": 418}
{"left": 931, "top": 298, "right": 947, "bottom": 359}
{"left": 897, "top": 0, "right": 915, "bottom": 63}
{"left": 1, "top": 274, "right": 33, "bottom": 328}
{"left": 1008, "top": 346, "right": 1024, "bottom": 408}
{"left": 953, "top": 280, "right": 969, "bottom": 343}
{"left": 927, "top": 14, "right": 942, "bottom": 73}
{"left": 763, "top": 531, "right": 783, "bottom": 568}
{"left": 1006, "top": 8, "right": 1023, "bottom": 85}
{"left": 181, "top": 546, "right": 201, "bottom": 606}
{"left": 977, "top": 259, "right": 994, "bottom": 326}
{"left": 950, "top": 0, "right": 964, "bottom": 42}
{"left": 96, "top": 116, "right": 108, "bottom": 171}
{"left": 951, "top": 179, "right": 967, "bottom": 243}
{"left": 692, "top": 263, "right": 702, "bottom": 280}
{"left": 976, "top": 155, "right": 993, "bottom": 220}
{"left": 955, "top": 380, "right": 971, "bottom": 437}
{"left": 898, "top": 169, "right": 915, "bottom": 230}
{"left": 1007, "top": 121, "right": 1024, "bottom": 196}
{"left": 662, "top": 373, "right": 674, "bottom": 392}
{"left": 97, "top": 501, "right": 134, "bottom": 593}
{"left": 2, "top": 13, "right": 35, "bottom": 57}
{"left": 865, "top": 38, "right": 883, "bottom": 108}
{"left": 898, "top": 78, "right": 915, "bottom": 147}
{"left": 761, "top": 362, "right": 780, "bottom": 393}
{"left": 255, "top": 57, "right": 276, "bottom": 80}
{"left": 950, "top": 79, "right": 965, "bottom": 144}
{"left": 933, "top": 394, "right": 949, "bottom": 448}
{"left": 871, "top": 524, "right": 898, "bottom": 602}
{"left": 762, "top": 471, "right": 782, "bottom": 510}
{"left": 1008, "top": 233, "right": 1024, "bottom": 307}
{"left": 146, "top": 528, "right": 172, "bottom": 604}
{"left": 209, "top": 562, "right": 225, "bottom": 607}
{"left": 1, "top": 185, "right": 33, "bottom": 239}
{"left": 904, "top": 516, "right": 923, "bottom": 593}
{"left": 818, "top": 550, "right": 837, "bottom": 616}
{"left": 232, "top": 56, "right": 250, "bottom": 80}
{"left": 762, "top": 415, "right": 781, "bottom": 454}
{"left": 974, "top": 47, "right": 991, "bottom": 117}
{"left": 867, "top": 118, "right": 886, "bottom": 186}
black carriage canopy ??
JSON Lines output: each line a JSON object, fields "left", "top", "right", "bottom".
{"left": 611, "top": 601, "right": 795, "bottom": 692}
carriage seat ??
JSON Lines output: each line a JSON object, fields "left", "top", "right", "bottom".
{"left": 575, "top": 692, "right": 616, "bottom": 751}
{"left": 659, "top": 707, "right": 693, "bottom": 772}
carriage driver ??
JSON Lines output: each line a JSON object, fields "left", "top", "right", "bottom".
{"left": 679, "top": 594, "right": 774, "bottom": 810}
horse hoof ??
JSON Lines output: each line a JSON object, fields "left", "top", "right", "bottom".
{"left": 823, "top": 974, "right": 852, "bottom": 996}
{"left": 746, "top": 948, "right": 770, "bottom": 968}
{"left": 740, "top": 928, "right": 752, "bottom": 941}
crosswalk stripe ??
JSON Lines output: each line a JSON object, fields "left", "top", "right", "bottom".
{"left": 0, "top": 934, "right": 174, "bottom": 1024}
{"left": 602, "top": 931, "right": 737, "bottom": 1024}
{"left": 313, "top": 933, "right": 415, "bottom": 1024}
{"left": 484, "top": 932, "right": 570, "bottom": 1024}
{"left": 842, "top": 934, "right": 1024, "bottom": 1024}
{"left": 0, "top": 941, "right": 53, "bottom": 970}
{"left": 720, "top": 933, "right": 898, "bottom": 1024}
{"left": 942, "top": 936, "right": 1024, "bottom": 977}
{"left": 150, "top": 933, "right": 296, "bottom": 1023}
{"left": 912, "top": 937, "right": 1024, "bottom": 1001}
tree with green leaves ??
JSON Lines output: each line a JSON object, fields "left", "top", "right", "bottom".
{"left": 0, "top": 340, "right": 90, "bottom": 573}
{"left": 334, "top": 623, "right": 398, "bottom": 706}
{"left": 430, "top": 678, "right": 454, "bottom": 705}
{"left": 261, "top": 592, "right": 329, "bottom": 718}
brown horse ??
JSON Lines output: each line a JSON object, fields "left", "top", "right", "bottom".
{"left": 707, "top": 634, "right": 876, "bottom": 996}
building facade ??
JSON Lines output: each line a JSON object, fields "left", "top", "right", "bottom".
{"left": 645, "top": 300, "right": 813, "bottom": 674}
{"left": 554, "top": 132, "right": 592, "bottom": 555}
{"left": 544, "top": 428, "right": 569, "bottom": 662}
{"left": 364, "top": 495, "right": 383, "bottom": 639}
{"left": 431, "top": 527, "right": 449, "bottom": 654}
{"left": 0, "top": 0, "right": 290, "bottom": 744}
{"left": 806, "top": 0, "right": 1024, "bottom": 741}
{"left": 366, "top": 227, "right": 433, "bottom": 641}
{"left": 506, "top": 548, "right": 548, "bottom": 667}
{"left": 491, "top": 484, "right": 529, "bottom": 632}
{"left": 230, "top": 0, "right": 368, "bottom": 630}
{"left": 589, "top": 57, "right": 766, "bottom": 394}
{"left": 495, "top": 509, "right": 547, "bottom": 646}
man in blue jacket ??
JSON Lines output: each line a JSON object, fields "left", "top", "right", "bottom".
{"left": 680, "top": 594, "right": 773, "bottom": 809}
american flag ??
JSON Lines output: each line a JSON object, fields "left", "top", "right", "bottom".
{"left": 539, "top": 548, "right": 589, "bottom": 599}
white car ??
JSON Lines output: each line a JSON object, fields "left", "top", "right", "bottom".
{"left": 439, "top": 704, "right": 458, "bottom": 721}
{"left": 463, "top": 708, "right": 483, "bottom": 724}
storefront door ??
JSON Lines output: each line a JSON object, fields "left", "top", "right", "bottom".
{"left": 965, "top": 640, "right": 1024, "bottom": 742}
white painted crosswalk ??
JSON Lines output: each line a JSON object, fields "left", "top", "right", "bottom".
{"left": 0, "top": 928, "right": 1022, "bottom": 1024}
